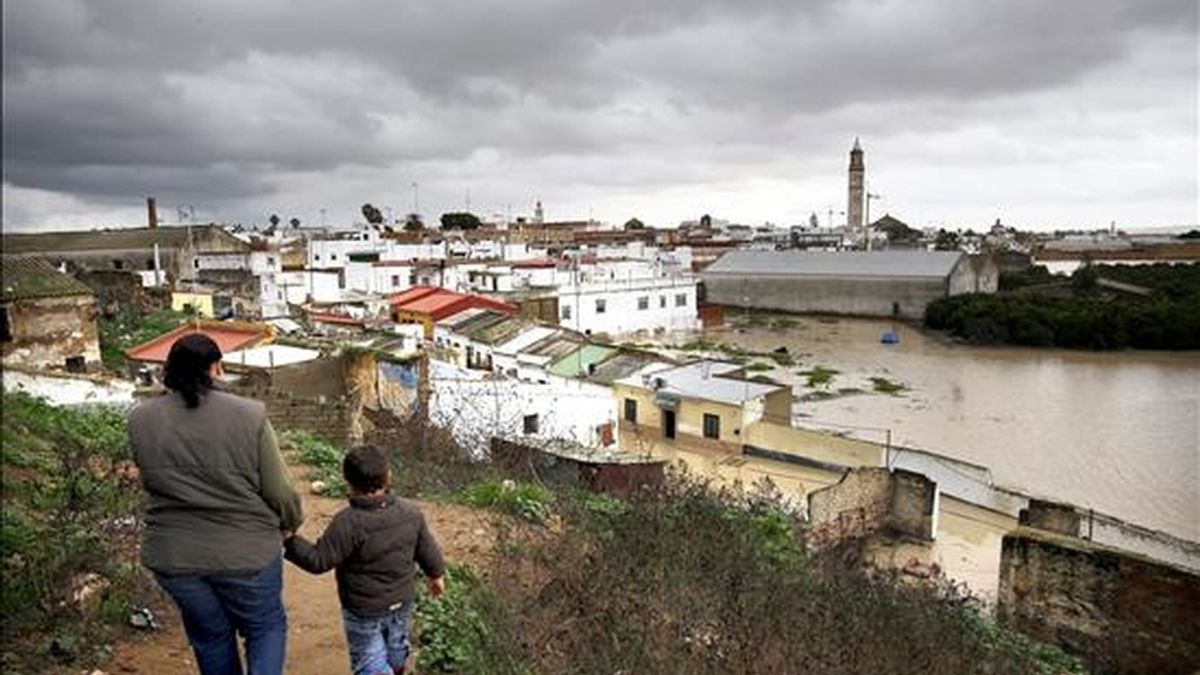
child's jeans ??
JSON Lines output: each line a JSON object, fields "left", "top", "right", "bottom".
{"left": 342, "top": 603, "right": 412, "bottom": 675}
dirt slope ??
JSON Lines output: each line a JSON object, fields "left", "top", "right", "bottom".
{"left": 110, "top": 467, "right": 495, "bottom": 674}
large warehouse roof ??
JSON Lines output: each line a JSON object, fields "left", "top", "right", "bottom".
{"left": 703, "top": 250, "right": 964, "bottom": 279}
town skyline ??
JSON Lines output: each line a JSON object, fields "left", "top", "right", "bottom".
{"left": 3, "top": 1, "right": 1197, "bottom": 232}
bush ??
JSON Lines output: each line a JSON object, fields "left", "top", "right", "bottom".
{"left": 481, "top": 472, "right": 1082, "bottom": 675}
{"left": 869, "top": 377, "right": 907, "bottom": 395}
{"left": 1, "top": 393, "right": 146, "bottom": 671}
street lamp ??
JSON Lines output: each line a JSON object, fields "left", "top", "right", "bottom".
{"left": 865, "top": 190, "right": 883, "bottom": 251}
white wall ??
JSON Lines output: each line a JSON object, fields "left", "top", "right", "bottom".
{"left": 557, "top": 277, "right": 700, "bottom": 336}
{"left": 430, "top": 376, "right": 617, "bottom": 454}
{"left": 276, "top": 270, "right": 342, "bottom": 303}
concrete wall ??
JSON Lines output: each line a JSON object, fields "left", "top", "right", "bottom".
{"left": 807, "top": 467, "right": 937, "bottom": 548}
{"left": 744, "top": 421, "right": 885, "bottom": 469}
{"left": 702, "top": 274, "right": 948, "bottom": 320}
{"left": 998, "top": 530, "right": 1200, "bottom": 675}
{"left": 558, "top": 277, "right": 700, "bottom": 336}
{"left": 1, "top": 295, "right": 101, "bottom": 370}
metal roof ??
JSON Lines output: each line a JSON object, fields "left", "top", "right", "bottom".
{"left": 703, "top": 250, "right": 964, "bottom": 279}
{"left": 1, "top": 225, "right": 241, "bottom": 254}
{"left": 1, "top": 257, "right": 94, "bottom": 301}
{"left": 615, "top": 360, "right": 786, "bottom": 405}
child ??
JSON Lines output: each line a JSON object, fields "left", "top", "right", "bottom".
{"left": 285, "top": 445, "right": 445, "bottom": 675}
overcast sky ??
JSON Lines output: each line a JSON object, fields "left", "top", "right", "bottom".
{"left": 3, "top": 0, "right": 1197, "bottom": 232}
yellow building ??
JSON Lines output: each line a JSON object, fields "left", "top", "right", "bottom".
{"left": 171, "top": 291, "right": 215, "bottom": 318}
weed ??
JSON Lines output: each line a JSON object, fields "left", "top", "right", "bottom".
{"left": 798, "top": 365, "right": 840, "bottom": 388}
{"left": 746, "top": 361, "right": 774, "bottom": 372}
{"left": 870, "top": 376, "right": 907, "bottom": 395}
{"left": 457, "top": 479, "right": 554, "bottom": 524}
{"left": 281, "top": 430, "right": 347, "bottom": 496}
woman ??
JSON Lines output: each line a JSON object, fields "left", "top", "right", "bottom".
{"left": 129, "top": 333, "right": 302, "bottom": 675}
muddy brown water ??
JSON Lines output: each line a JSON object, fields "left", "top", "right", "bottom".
{"left": 669, "top": 315, "right": 1200, "bottom": 541}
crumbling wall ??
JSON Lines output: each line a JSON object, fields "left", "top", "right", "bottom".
{"left": 807, "top": 467, "right": 936, "bottom": 548}
{"left": 998, "top": 531, "right": 1200, "bottom": 675}
{"left": 2, "top": 295, "right": 101, "bottom": 370}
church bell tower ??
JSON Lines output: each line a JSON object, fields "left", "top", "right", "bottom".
{"left": 847, "top": 138, "right": 865, "bottom": 240}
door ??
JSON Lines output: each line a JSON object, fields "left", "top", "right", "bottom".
{"left": 662, "top": 409, "right": 676, "bottom": 440}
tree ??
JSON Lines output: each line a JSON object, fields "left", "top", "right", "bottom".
{"left": 934, "top": 229, "right": 960, "bottom": 251}
{"left": 361, "top": 203, "right": 384, "bottom": 225}
{"left": 403, "top": 213, "right": 425, "bottom": 232}
{"left": 624, "top": 218, "right": 646, "bottom": 231}
{"left": 268, "top": 213, "right": 280, "bottom": 228}
{"left": 289, "top": 217, "right": 300, "bottom": 229}
{"left": 1177, "top": 229, "right": 1200, "bottom": 240}
{"left": 441, "top": 212, "right": 483, "bottom": 230}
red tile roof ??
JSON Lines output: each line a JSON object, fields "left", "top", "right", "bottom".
{"left": 125, "top": 322, "right": 272, "bottom": 364}
{"left": 389, "top": 286, "right": 514, "bottom": 321}
{"left": 309, "top": 312, "right": 365, "bottom": 326}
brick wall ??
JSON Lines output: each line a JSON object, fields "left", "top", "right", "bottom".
{"left": 998, "top": 530, "right": 1200, "bottom": 675}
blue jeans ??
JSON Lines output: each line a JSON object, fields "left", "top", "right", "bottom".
{"left": 342, "top": 603, "right": 412, "bottom": 675}
{"left": 155, "top": 556, "right": 287, "bottom": 675}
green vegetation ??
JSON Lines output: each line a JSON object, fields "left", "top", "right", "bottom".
{"left": 468, "top": 474, "right": 1084, "bottom": 674}
{"left": 745, "top": 361, "right": 774, "bottom": 372}
{"left": 798, "top": 365, "right": 839, "bottom": 388}
{"left": 456, "top": 478, "right": 554, "bottom": 524}
{"left": 414, "top": 564, "right": 527, "bottom": 675}
{"left": 927, "top": 263, "right": 1200, "bottom": 349}
{"left": 750, "top": 374, "right": 776, "bottom": 384}
{"left": 99, "top": 308, "right": 191, "bottom": 371}
{"left": 769, "top": 350, "right": 796, "bottom": 366}
{"left": 2, "top": 392, "right": 145, "bottom": 673}
{"left": 870, "top": 377, "right": 907, "bottom": 395}
{"left": 280, "top": 430, "right": 348, "bottom": 497}
{"left": 998, "top": 264, "right": 1061, "bottom": 291}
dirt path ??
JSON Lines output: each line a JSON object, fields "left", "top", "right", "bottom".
{"left": 110, "top": 466, "right": 496, "bottom": 674}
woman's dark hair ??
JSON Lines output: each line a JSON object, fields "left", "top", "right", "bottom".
{"left": 163, "top": 333, "right": 223, "bottom": 408}
{"left": 343, "top": 445, "right": 391, "bottom": 493}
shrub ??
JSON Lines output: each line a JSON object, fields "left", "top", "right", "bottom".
{"left": 482, "top": 471, "right": 1082, "bottom": 675}
{"left": 1, "top": 393, "right": 146, "bottom": 671}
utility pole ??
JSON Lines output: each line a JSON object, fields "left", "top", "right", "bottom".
{"left": 411, "top": 182, "right": 420, "bottom": 215}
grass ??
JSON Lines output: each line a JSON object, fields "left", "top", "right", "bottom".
{"left": 281, "top": 430, "right": 348, "bottom": 497}
{"left": 870, "top": 377, "right": 907, "bottom": 395}
{"left": 456, "top": 478, "right": 554, "bottom": 524}
{"left": 798, "top": 365, "right": 840, "bottom": 388}
{"left": 746, "top": 361, "right": 775, "bottom": 372}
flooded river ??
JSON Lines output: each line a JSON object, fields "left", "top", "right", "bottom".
{"left": 679, "top": 317, "right": 1200, "bottom": 541}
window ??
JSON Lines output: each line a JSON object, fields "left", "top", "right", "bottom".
{"left": 267, "top": 257, "right": 277, "bottom": 267}
{"left": 64, "top": 356, "right": 86, "bottom": 373}
{"left": 659, "top": 295, "right": 666, "bottom": 308}
{"left": 595, "top": 299, "right": 606, "bottom": 314}
{"left": 637, "top": 296, "right": 649, "bottom": 310}
{"left": 0, "top": 307, "right": 11, "bottom": 342}
{"left": 392, "top": 275, "right": 401, "bottom": 287}
{"left": 331, "top": 253, "right": 338, "bottom": 260}
{"left": 561, "top": 305, "right": 572, "bottom": 320}
{"left": 314, "top": 253, "right": 322, "bottom": 261}
{"left": 675, "top": 293, "right": 687, "bottom": 307}
{"left": 523, "top": 414, "right": 539, "bottom": 435}
{"left": 624, "top": 398, "right": 637, "bottom": 423}
{"left": 703, "top": 413, "right": 720, "bottom": 439}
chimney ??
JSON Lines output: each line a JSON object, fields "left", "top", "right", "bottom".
{"left": 147, "top": 197, "right": 158, "bottom": 229}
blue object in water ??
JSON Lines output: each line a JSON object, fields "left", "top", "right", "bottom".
{"left": 881, "top": 330, "right": 900, "bottom": 344}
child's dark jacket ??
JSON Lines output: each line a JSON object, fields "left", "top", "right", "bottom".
{"left": 285, "top": 493, "right": 445, "bottom": 616}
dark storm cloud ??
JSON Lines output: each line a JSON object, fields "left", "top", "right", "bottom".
{"left": 1, "top": 0, "right": 1196, "bottom": 227}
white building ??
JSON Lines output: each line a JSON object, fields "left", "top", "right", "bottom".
{"left": 557, "top": 275, "right": 700, "bottom": 337}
